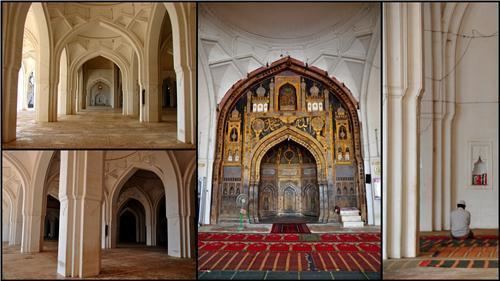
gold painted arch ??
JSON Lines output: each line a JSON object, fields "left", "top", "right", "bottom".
{"left": 211, "top": 56, "right": 366, "bottom": 224}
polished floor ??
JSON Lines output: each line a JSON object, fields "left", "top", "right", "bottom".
{"left": 383, "top": 229, "right": 498, "bottom": 280}
{"left": 3, "top": 109, "right": 194, "bottom": 149}
{"left": 2, "top": 242, "right": 196, "bottom": 279}
{"left": 199, "top": 223, "right": 381, "bottom": 234}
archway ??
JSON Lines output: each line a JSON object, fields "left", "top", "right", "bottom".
{"left": 211, "top": 57, "right": 366, "bottom": 224}
{"left": 43, "top": 195, "right": 59, "bottom": 241}
{"left": 158, "top": 9, "right": 177, "bottom": 123}
{"left": 69, "top": 51, "right": 132, "bottom": 116}
{"left": 147, "top": 2, "right": 195, "bottom": 143}
{"left": 111, "top": 169, "right": 165, "bottom": 249}
{"left": 2, "top": 3, "right": 52, "bottom": 143}
{"left": 40, "top": 151, "right": 60, "bottom": 252}
{"left": 79, "top": 56, "right": 123, "bottom": 111}
{"left": 258, "top": 140, "right": 319, "bottom": 223}
{"left": 1, "top": 154, "right": 27, "bottom": 247}
{"left": 117, "top": 199, "right": 146, "bottom": 245}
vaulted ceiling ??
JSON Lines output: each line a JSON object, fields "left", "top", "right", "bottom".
{"left": 22, "top": 2, "right": 172, "bottom": 74}
{"left": 199, "top": 3, "right": 380, "bottom": 103}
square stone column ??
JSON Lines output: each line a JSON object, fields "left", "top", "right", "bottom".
{"left": 383, "top": 2, "right": 423, "bottom": 259}
{"left": 57, "top": 151, "right": 104, "bottom": 278}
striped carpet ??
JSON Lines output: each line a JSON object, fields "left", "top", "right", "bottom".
{"left": 198, "top": 232, "right": 381, "bottom": 273}
{"left": 420, "top": 235, "right": 498, "bottom": 258}
{"left": 199, "top": 232, "right": 381, "bottom": 243}
{"left": 419, "top": 259, "right": 498, "bottom": 268}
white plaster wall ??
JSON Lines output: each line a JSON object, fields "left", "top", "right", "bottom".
{"left": 452, "top": 3, "right": 498, "bottom": 229}
{"left": 366, "top": 41, "right": 381, "bottom": 226}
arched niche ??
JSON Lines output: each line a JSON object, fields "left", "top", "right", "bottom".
{"left": 278, "top": 83, "right": 297, "bottom": 111}
{"left": 258, "top": 140, "right": 319, "bottom": 222}
{"left": 211, "top": 56, "right": 366, "bottom": 224}
{"left": 89, "top": 81, "right": 112, "bottom": 107}
{"left": 117, "top": 199, "right": 146, "bottom": 245}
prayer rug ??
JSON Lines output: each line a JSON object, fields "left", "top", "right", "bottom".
{"left": 198, "top": 246, "right": 381, "bottom": 272}
{"left": 419, "top": 259, "right": 498, "bottom": 269}
{"left": 271, "top": 223, "right": 311, "bottom": 234}
{"left": 199, "top": 232, "right": 381, "bottom": 243}
{"left": 420, "top": 235, "right": 498, "bottom": 258}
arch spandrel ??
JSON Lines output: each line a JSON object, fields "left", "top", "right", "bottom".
{"left": 211, "top": 56, "right": 366, "bottom": 224}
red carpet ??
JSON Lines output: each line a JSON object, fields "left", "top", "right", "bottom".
{"left": 199, "top": 232, "right": 381, "bottom": 243}
{"left": 271, "top": 223, "right": 311, "bottom": 234}
{"left": 198, "top": 232, "right": 381, "bottom": 272}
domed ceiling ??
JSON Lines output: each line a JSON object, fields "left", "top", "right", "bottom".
{"left": 203, "top": 3, "right": 369, "bottom": 42}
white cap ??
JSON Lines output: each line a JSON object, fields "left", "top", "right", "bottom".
{"left": 458, "top": 200, "right": 466, "bottom": 205}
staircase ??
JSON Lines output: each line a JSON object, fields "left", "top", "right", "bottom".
{"left": 340, "top": 207, "right": 364, "bottom": 227}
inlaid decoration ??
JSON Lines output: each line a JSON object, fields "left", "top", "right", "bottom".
{"left": 211, "top": 57, "right": 365, "bottom": 224}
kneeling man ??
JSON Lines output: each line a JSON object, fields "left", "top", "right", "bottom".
{"left": 450, "top": 200, "right": 473, "bottom": 239}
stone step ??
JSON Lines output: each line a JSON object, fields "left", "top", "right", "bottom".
{"left": 343, "top": 221, "right": 365, "bottom": 228}
{"left": 341, "top": 215, "right": 362, "bottom": 222}
{"left": 340, "top": 210, "right": 360, "bottom": 216}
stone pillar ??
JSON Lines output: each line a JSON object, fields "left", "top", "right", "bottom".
{"left": 174, "top": 64, "right": 194, "bottom": 143}
{"left": 2, "top": 65, "right": 20, "bottom": 142}
{"left": 318, "top": 183, "right": 325, "bottom": 223}
{"left": 146, "top": 213, "right": 152, "bottom": 246}
{"left": 21, "top": 214, "right": 43, "bottom": 253}
{"left": 125, "top": 55, "right": 139, "bottom": 117}
{"left": 9, "top": 218, "right": 23, "bottom": 246}
{"left": 166, "top": 214, "right": 181, "bottom": 257}
{"left": 323, "top": 183, "right": 330, "bottom": 223}
{"left": 247, "top": 183, "right": 255, "bottom": 223}
{"left": 9, "top": 190, "right": 23, "bottom": 245}
{"left": 300, "top": 78, "right": 306, "bottom": 112}
{"left": 151, "top": 214, "right": 157, "bottom": 246}
{"left": 136, "top": 217, "right": 141, "bottom": 243}
{"left": 269, "top": 79, "right": 274, "bottom": 112}
{"left": 49, "top": 219, "right": 55, "bottom": 238}
{"left": 57, "top": 151, "right": 103, "bottom": 278}
{"left": 383, "top": 2, "right": 423, "bottom": 259}
{"left": 2, "top": 3, "right": 30, "bottom": 143}
{"left": 182, "top": 214, "right": 194, "bottom": 258}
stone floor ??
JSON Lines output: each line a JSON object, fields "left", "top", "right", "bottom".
{"left": 199, "top": 222, "right": 381, "bottom": 234}
{"left": 383, "top": 229, "right": 499, "bottom": 280}
{"left": 3, "top": 109, "right": 194, "bottom": 149}
{"left": 1, "top": 242, "right": 196, "bottom": 279}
